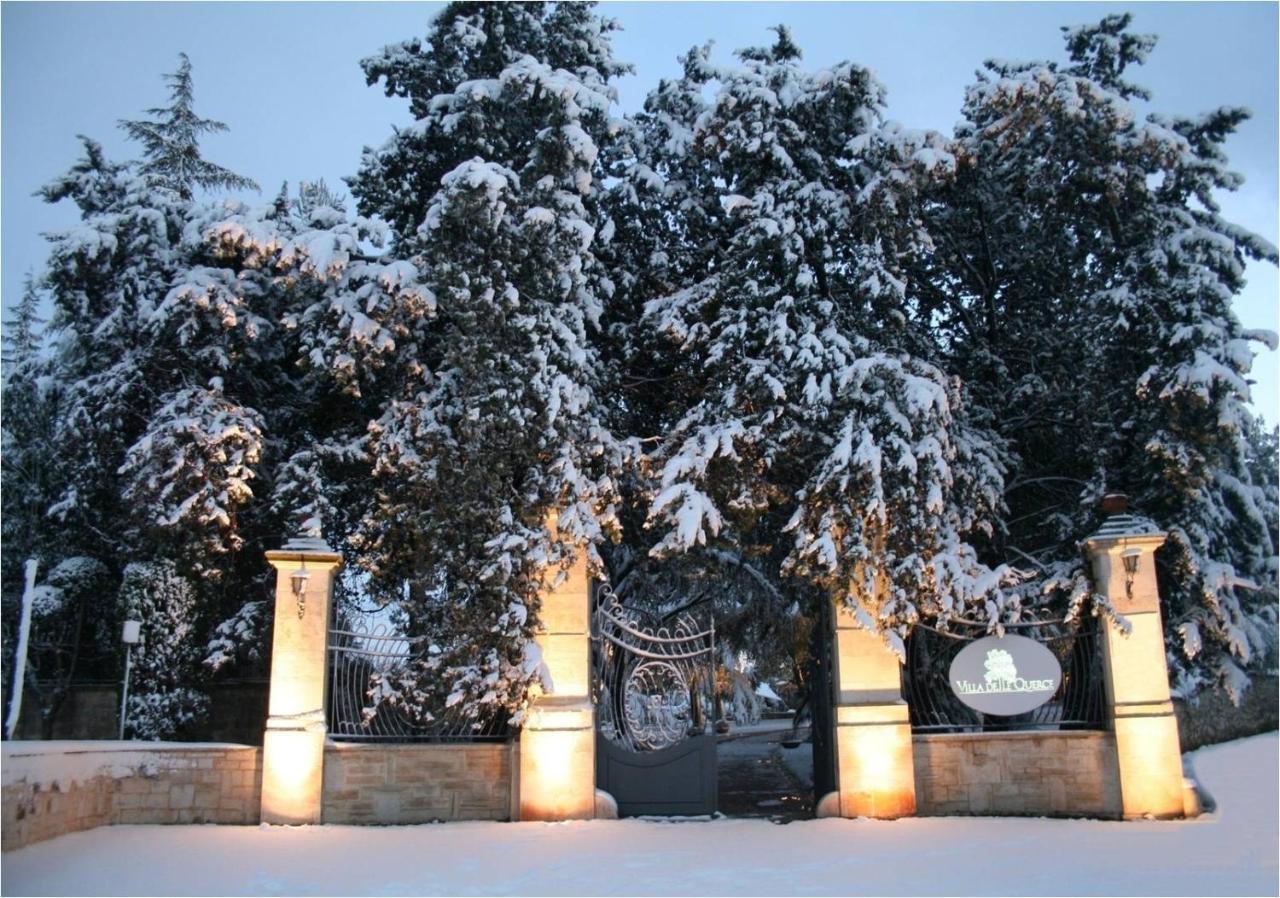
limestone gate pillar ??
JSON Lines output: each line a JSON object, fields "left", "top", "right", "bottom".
{"left": 819, "top": 600, "right": 917, "bottom": 819}
{"left": 261, "top": 536, "right": 342, "bottom": 825}
{"left": 1083, "top": 500, "right": 1189, "bottom": 819}
{"left": 518, "top": 537, "right": 597, "bottom": 821}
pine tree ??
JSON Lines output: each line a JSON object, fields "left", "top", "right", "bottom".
{"left": 316, "top": 1, "right": 631, "bottom": 721}
{"left": 118, "top": 560, "right": 210, "bottom": 739}
{"left": 1, "top": 273, "right": 55, "bottom": 589}
{"left": 2, "top": 272, "right": 44, "bottom": 369}
{"left": 602, "top": 28, "right": 1014, "bottom": 667}
{"left": 11, "top": 54, "right": 272, "bottom": 710}
{"left": 120, "top": 53, "right": 258, "bottom": 200}
{"left": 910, "top": 14, "right": 1279, "bottom": 697}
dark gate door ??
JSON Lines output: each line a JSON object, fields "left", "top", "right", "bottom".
{"left": 810, "top": 597, "right": 837, "bottom": 802}
{"left": 592, "top": 584, "right": 717, "bottom": 816}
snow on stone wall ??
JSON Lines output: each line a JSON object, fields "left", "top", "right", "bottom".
{"left": 1, "top": 741, "right": 262, "bottom": 852}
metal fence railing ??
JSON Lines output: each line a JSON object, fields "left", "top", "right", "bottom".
{"left": 902, "top": 615, "right": 1107, "bottom": 734}
{"left": 326, "top": 609, "right": 510, "bottom": 743}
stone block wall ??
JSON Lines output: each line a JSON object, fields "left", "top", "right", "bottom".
{"left": 322, "top": 742, "right": 512, "bottom": 824}
{"left": 2, "top": 742, "right": 262, "bottom": 852}
{"left": 913, "top": 731, "right": 1122, "bottom": 818}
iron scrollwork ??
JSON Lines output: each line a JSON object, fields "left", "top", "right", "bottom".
{"left": 592, "top": 585, "right": 715, "bottom": 752}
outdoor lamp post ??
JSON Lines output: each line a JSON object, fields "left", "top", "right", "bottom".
{"left": 119, "top": 619, "right": 141, "bottom": 740}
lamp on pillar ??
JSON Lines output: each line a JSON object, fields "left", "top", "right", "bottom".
{"left": 261, "top": 525, "right": 343, "bottom": 826}
{"left": 290, "top": 561, "right": 310, "bottom": 619}
{"left": 1083, "top": 494, "right": 1194, "bottom": 818}
{"left": 1120, "top": 547, "right": 1142, "bottom": 602}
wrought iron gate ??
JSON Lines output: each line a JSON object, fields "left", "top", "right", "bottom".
{"left": 592, "top": 584, "right": 718, "bottom": 816}
{"left": 810, "top": 595, "right": 837, "bottom": 803}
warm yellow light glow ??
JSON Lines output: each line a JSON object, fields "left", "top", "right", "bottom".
{"left": 1114, "top": 716, "right": 1185, "bottom": 818}
{"left": 851, "top": 725, "right": 899, "bottom": 786}
{"left": 260, "top": 728, "right": 325, "bottom": 825}
{"left": 837, "top": 723, "right": 917, "bottom": 819}
{"left": 519, "top": 726, "right": 594, "bottom": 821}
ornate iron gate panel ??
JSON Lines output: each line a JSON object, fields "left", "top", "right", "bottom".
{"left": 592, "top": 584, "right": 718, "bottom": 816}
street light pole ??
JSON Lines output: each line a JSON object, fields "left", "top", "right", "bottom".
{"left": 119, "top": 620, "right": 141, "bottom": 740}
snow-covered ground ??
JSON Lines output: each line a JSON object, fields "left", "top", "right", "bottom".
{"left": 3, "top": 732, "right": 1276, "bottom": 897}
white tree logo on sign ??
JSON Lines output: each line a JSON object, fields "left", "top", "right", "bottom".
{"left": 983, "top": 649, "right": 1018, "bottom": 686}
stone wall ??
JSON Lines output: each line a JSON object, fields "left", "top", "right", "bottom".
{"left": 322, "top": 742, "right": 513, "bottom": 824}
{"left": 913, "top": 731, "right": 1122, "bottom": 818}
{"left": 2, "top": 742, "right": 261, "bottom": 852}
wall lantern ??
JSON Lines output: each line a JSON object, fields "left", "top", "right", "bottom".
{"left": 291, "top": 561, "right": 310, "bottom": 619}
{"left": 1121, "top": 547, "right": 1142, "bottom": 601}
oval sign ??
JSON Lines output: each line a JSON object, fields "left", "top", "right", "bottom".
{"left": 948, "top": 634, "right": 1062, "bottom": 716}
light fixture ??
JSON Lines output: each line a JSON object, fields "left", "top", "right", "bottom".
{"left": 291, "top": 560, "right": 310, "bottom": 619}
{"left": 1121, "top": 547, "right": 1142, "bottom": 601}
{"left": 1121, "top": 548, "right": 1141, "bottom": 576}
{"left": 119, "top": 619, "right": 142, "bottom": 740}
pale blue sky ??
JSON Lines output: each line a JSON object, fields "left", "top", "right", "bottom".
{"left": 3, "top": 2, "right": 1276, "bottom": 420}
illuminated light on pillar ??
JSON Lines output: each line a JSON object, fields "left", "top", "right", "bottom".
{"left": 261, "top": 714, "right": 327, "bottom": 825}
{"left": 1084, "top": 506, "right": 1191, "bottom": 819}
{"left": 261, "top": 536, "right": 342, "bottom": 826}
{"left": 516, "top": 515, "right": 598, "bottom": 821}
{"left": 820, "top": 599, "right": 917, "bottom": 820}
{"left": 519, "top": 702, "right": 596, "bottom": 821}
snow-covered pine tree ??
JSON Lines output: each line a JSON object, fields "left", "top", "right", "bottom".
{"left": 606, "top": 28, "right": 1014, "bottom": 663}
{"left": 118, "top": 560, "right": 210, "bottom": 739}
{"left": 11, "top": 56, "right": 269, "bottom": 713}
{"left": 119, "top": 53, "right": 259, "bottom": 201}
{"left": 37, "top": 135, "right": 187, "bottom": 582}
{"left": 911, "top": 14, "right": 1278, "bottom": 697}
{"left": 1, "top": 273, "right": 57, "bottom": 597}
{"left": 2, "top": 272, "right": 44, "bottom": 369}
{"left": 182, "top": 179, "right": 430, "bottom": 673}
{"left": 247, "top": 2, "right": 631, "bottom": 723}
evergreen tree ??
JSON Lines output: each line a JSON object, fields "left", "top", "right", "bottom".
{"left": 120, "top": 53, "right": 258, "bottom": 200}
{"left": 910, "top": 14, "right": 1278, "bottom": 697}
{"left": 328, "top": 1, "right": 631, "bottom": 721}
{"left": 118, "top": 560, "right": 210, "bottom": 739}
{"left": 2, "top": 272, "right": 44, "bottom": 368}
{"left": 602, "top": 29, "right": 1013, "bottom": 666}
{"left": 1, "top": 273, "right": 56, "bottom": 592}
{"left": 7, "top": 53, "right": 270, "bottom": 725}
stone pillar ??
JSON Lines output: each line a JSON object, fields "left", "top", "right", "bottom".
{"left": 517, "top": 537, "right": 596, "bottom": 821}
{"left": 1083, "top": 502, "right": 1188, "bottom": 819}
{"left": 818, "top": 601, "right": 917, "bottom": 819}
{"left": 261, "top": 536, "right": 343, "bottom": 825}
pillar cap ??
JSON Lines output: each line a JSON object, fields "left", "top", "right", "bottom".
{"left": 282, "top": 535, "right": 335, "bottom": 553}
{"left": 1082, "top": 514, "right": 1166, "bottom": 551}
{"left": 265, "top": 535, "right": 343, "bottom": 568}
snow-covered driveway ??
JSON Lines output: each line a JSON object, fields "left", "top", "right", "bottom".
{"left": 3, "top": 733, "right": 1275, "bottom": 897}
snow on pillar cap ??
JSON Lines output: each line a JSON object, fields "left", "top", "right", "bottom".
{"left": 280, "top": 535, "right": 336, "bottom": 554}
{"left": 1087, "top": 509, "right": 1165, "bottom": 544}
